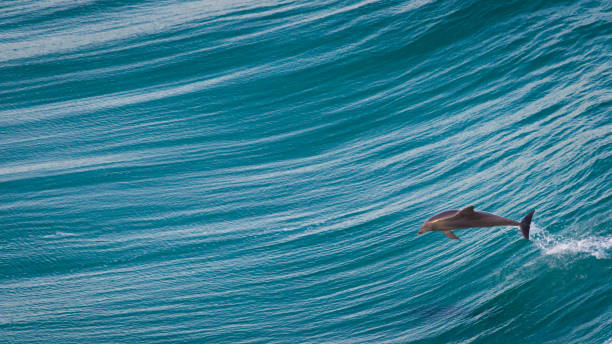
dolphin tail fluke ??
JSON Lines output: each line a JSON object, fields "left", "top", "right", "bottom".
{"left": 520, "top": 210, "right": 535, "bottom": 240}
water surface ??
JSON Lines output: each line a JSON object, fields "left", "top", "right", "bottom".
{"left": 1, "top": 0, "right": 611, "bottom": 343}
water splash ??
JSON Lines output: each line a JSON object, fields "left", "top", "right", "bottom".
{"left": 531, "top": 224, "right": 612, "bottom": 259}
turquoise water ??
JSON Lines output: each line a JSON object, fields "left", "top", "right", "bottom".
{"left": 1, "top": 0, "right": 611, "bottom": 343}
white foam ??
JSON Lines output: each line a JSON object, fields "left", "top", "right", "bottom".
{"left": 530, "top": 224, "right": 612, "bottom": 259}
{"left": 42, "top": 231, "right": 78, "bottom": 239}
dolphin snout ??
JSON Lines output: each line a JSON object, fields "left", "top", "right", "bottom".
{"left": 418, "top": 223, "right": 429, "bottom": 235}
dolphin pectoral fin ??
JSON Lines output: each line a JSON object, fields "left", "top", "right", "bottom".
{"left": 457, "top": 206, "right": 475, "bottom": 217}
{"left": 443, "top": 231, "right": 460, "bottom": 240}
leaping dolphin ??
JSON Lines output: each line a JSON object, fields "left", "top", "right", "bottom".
{"left": 418, "top": 206, "right": 535, "bottom": 240}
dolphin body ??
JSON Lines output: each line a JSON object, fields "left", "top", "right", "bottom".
{"left": 418, "top": 206, "right": 535, "bottom": 240}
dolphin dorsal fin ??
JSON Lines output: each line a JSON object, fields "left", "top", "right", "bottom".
{"left": 457, "top": 206, "right": 475, "bottom": 217}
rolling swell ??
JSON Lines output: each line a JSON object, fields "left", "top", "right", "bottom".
{"left": 1, "top": 0, "right": 611, "bottom": 343}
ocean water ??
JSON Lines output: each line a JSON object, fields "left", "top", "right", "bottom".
{"left": 1, "top": 0, "right": 611, "bottom": 343}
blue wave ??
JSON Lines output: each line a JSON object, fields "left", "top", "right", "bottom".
{"left": 1, "top": 0, "right": 610, "bottom": 343}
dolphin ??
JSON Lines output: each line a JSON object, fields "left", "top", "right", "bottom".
{"left": 417, "top": 206, "right": 535, "bottom": 240}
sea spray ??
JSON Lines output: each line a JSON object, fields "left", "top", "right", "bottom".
{"left": 531, "top": 224, "right": 612, "bottom": 259}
